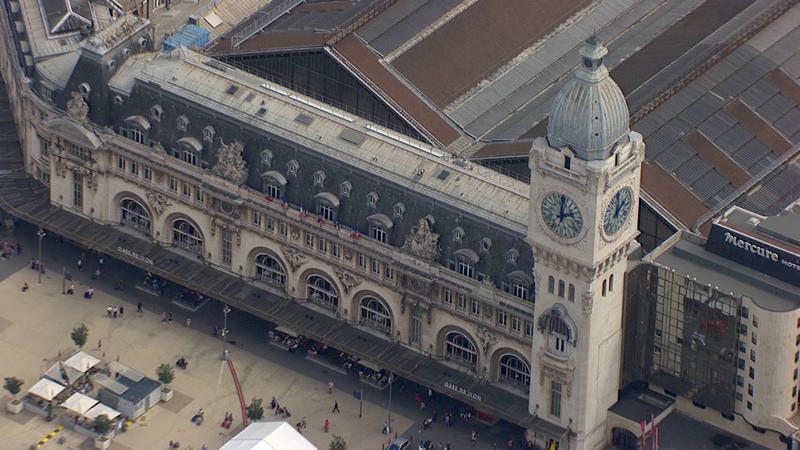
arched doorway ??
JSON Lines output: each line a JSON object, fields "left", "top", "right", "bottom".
{"left": 306, "top": 274, "right": 339, "bottom": 311}
{"left": 611, "top": 427, "right": 640, "bottom": 450}
{"left": 444, "top": 330, "right": 478, "bottom": 370}
{"left": 171, "top": 218, "right": 203, "bottom": 254}
{"left": 120, "top": 197, "right": 151, "bottom": 235}
{"left": 358, "top": 296, "right": 392, "bottom": 334}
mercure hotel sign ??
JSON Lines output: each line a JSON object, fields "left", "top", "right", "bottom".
{"left": 706, "top": 224, "right": 800, "bottom": 287}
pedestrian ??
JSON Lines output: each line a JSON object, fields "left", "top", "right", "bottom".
{"left": 328, "top": 380, "right": 334, "bottom": 394}
{"left": 167, "top": 312, "right": 173, "bottom": 323}
{"left": 119, "top": 306, "right": 124, "bottom": 317}
{"left": 186, "top": 317, "right": 191, "bottom": 327}
{"left": 67, "top": 284, "right": 74, "bottom": 295}
{"left": 428, "top": 388, "right": 433, "bottom": 402}
{"left": 93, "top": 268, "right": 101, "bottom": 280}
{"left": 107, "top": 306, "right": 113, "bottom": 318}
{"left": 98, "top": 257, "right": 104, "bottom": 267}
{"left": 507, "top": 438, "right": 513, "bottom": 449}
{"left": 77, "top": 259, "right": 83, "bottom": 271}
{"left": 137, "top": 301, "right": 143, "bottom": 314}
{"left": 97, "top": 339, "right": 102, "bottom": 349}
{"left": 213, "top": 325, "right": 219, "bottom": 337}
{"left": 471, "top": 430, "right": 477, "bottom": 445}
{"left": 270, "top": 397, "right": 276, "bottom": 409}
{"left": 30, "top": 258, "right": 36, "bottom": 270}
{"left": 112, "top": 308, "right": 118, "bottom": 318}
{"left": 420, "top": 401, "right": 425, "bottom": 411}
{"left": 323, "top": 418, "right": 329, "bottom": 432}
{"left": 161, "top": 312, "right": 167, "bottom": 324}
{"left": 21, "top": 282, "right": 28, "bottom": 292}
{"left": 331, "top": 400, "right": 340, "bottom": 414}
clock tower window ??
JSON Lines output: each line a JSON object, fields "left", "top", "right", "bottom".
{"left": 609, "top": 274, "right": 615, "bottom": 292}
{"left": 557, "top": 280, "right": 565, "bottom": 298}
{"left": 602, "top": 279, "right": 607, "bottom": 297}
{"left": 547, "top": 276, "right": 555, "bottom": 294}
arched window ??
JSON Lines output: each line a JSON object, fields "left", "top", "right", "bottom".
{"left": 340, "top": 181, "right": 351, "bottom": 198}
{"left": 202, "top": 126, "right": 215, "bottom": 142}
{"left": 568, "top": 284, "right": 575, "bottom": 302}
{"left": 260, "top": 149, "right": 273, "bottom": 168}
{"left": 307, "top": 274, "right": 338, "bottom": 311}
{"left": 366, "top": 192, "right": 379, "bottom": 208}
{"left": 558, "top": 280, "right": 565, "bottom": 298}
{"left": 499, "top": 354, "right": 530, "bottom": 388}
{"left": 609, "top": 274, "right": 615, "bottom": 292}
{"left": 287, "top": 160, "right": 299, "bottom": 177}
{"left": 313, "top": 170, "right": 326, "bottom": 187}
{"left": 120, "top": 198, "right": 150, "bottom": 234}
{"left": 479, "top": 237, "right": 492, "bottom": 254}
{"left": 504, "top": 270, "right": 532, "bottom": 301}
{"left": 359, "top": 296, "right": 391, "bottom": 334}
{"left": 548, "top": 316, "right": 571, "bottom": 357}
{"left": 602, "top": 279, "right": 607, "bottom": 297}
{"left": 445, "top": 331, "right": 477, "bottom": 370}
{"left": 548, "top": 276, "right": 555, "bottom": 294}
{"left": 255, "top": 254, "right": 286, "bottom": 287}
{"left": 452, "top": 226, "right": 464, "bottom": 243}
{"left": 506, "top": 249, "right": 519, "bottom": 265}
{"left": 150, "top": 105, "right": 163, "bottom": 122}
{"left": 172, "top": 219, "right": 202, "bottom": 254}
{"left": 176, "top": 115, "right": 189, "bottom": 132}
{"left": 393, "top": 203, "right": 405, "bottom": 219}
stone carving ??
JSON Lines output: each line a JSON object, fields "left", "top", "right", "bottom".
{"left": 145, "top": 191, "right": 171, "bottom": 217}
{"left": 151, "top": 142, "right": 166, "bottom": 154}
{"left": 480, "top": 275, "right": 495, "bottom": 288}
{"left": 582, "top": 291, "right": 594, "bottom": 317}
{"left": 475, "top": 325, "right": 498, "bottom": 354}
{"left": 66, "top": 92, "right": 90, "bottom": 127}
{"left": 539, "top": 363, "right": 573, "bottom": 397}
{"left": 334, "top": 269, "right": 362, "bottom": 293}
{"left": 280, "top": 246, "right": 306, "bottom": 270}
{"left": 212, "top": 138, "right": 247, "bottom": 185}
{"left": 402, "top": 217, "right": 439, "bottom": 260}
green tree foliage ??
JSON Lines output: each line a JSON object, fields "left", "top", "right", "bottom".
{"left": 156, "top": 363, "right": 175, "bottom": 386}
{"left": 70, "top": 324, "right": 89, "bottom": 348}
{"left": 3, "top": 377, "right": 23, "bottom": 398}
{"left": 246, "top": 397, "right": 264, "bottom": 421}
{"left": 329, "top": 435, "right": 348, "bottom": 450}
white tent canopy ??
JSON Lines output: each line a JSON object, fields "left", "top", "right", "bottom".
{"left": 63, "top": 351, "right": 101, "bottom": 373}
{"left": 220, "top": 422, "right": 317, "bottom": 450}
{"left": 61, "top": 392, "right": 98, "bottom": 415}
{"left": 44, "top": 361, "right": 83, "bottom": 386}
{"left": 82, "top": 402, "right": 121, "bottom": 421}
{"left": 28, "top": 378, "right": 65, "bottom": 401}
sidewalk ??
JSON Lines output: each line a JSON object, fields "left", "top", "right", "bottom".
{"left": 0, "top": 220, "right": 528, "bottom": 449}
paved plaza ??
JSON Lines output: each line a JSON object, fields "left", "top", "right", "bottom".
{"left": 0, "top": 223, "right": 528, "bottom": 450}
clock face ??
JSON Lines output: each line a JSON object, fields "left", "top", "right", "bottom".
{"left": 541, "top": 193, "right": 583, "bottom": 239}
{"left": 603, "top": 187, "right": 634, "bottom": 236}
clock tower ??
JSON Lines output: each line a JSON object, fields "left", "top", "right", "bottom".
{"left": 526, "top": 37, "right": 644, "bottom": 450}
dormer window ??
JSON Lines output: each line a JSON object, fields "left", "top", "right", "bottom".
{"left": 202, "top": 126, "right": 215, "bottom": 142}
{"left": 176, "top": 115, "right": 189, "bottom": 132}
{"left": 340, "top": 181, "right": 351, "bottom": 198}
{"left": 313, "top": 170, "right": 326, "bottom": 187}
{"left": 506, "top": 249, "right": 519, "bottom": 265}
{"left": 315, "top": 192, "right": 339, "bottom": 221}
{"left": 150, "top": 105, "right": 163, "bottom": 122}
{"left": 261, "top": 171, "right": 287, "bottom": 200}
{"left": 367, "top": 214, "right": 393, "bottom": 244}
{"left": 479, "top": 237, "right": 492, "bottom": 254}
{"left": 451, "top": 249, "right": 479, "bottom": 279}
{"left": 504, "top": 270, "right": 533, "bottom": 301}
{"left": 366, "top": 192, "right": 379, "bottom": 208}
{"left": 564, "top": 155, "right": 571, "bottom": 170}
{"left": 452, "top": 227, "right": 464, "bottom": 244}
{"left": 260, "top": 149, "right": 272, "bottom": 168}
{"left": 393, "top": 203, "right": 405, "bottom": 219}
{"left": 287, "top": 160, "right": 299, "bottom": 177}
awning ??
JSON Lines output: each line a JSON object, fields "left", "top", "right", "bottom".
{"left": 44, "top": 361, "right": 83, "bottom": 386}
{"left": 261, "top": 170, "right": 287, "bottom": 186}
{"left": 124, "top": 114, "right": 151, "bottom": 130}
{"left": 275, "top": 325, "right": 299, "bottom": 337}
{"left": 177, "top": 136, "right": 203, "bottom": 152}
{"left": 61, "top": 392, "right": 98, "bottom": 415}
{"left": 358, "top": 359, "right": 381, "bottom": 371}
{"left": 83, "top": 403, "right": 121, "bottom": 421}
{"left": 63, "top": 351, "right": 101, "bottom": 373}
{"left": 28, "top": 378, "right": 65, "bottom": 401}
{"left": 367, "top": 213, "right": 393, "bottom": 229}
{"left": 314, "top": 192, "right": 340, "bottom": 207}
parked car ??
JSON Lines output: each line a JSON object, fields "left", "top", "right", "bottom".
{"left": 387, "top": 437, "right": 411, "bottom": 450}
{"left": 418, "top": 439, "right": 432, "bottom": 450}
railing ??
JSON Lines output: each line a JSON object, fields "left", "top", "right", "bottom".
{"left": 231, "top": 0, "right": 306, "bottom": 48}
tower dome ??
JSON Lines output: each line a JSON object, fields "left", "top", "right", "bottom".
{"left": 547, "top": 37, "right": 629, "bottom": 161}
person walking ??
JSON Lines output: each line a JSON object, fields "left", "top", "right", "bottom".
{"left": 77, "top": 259, "right": 83, "bottom": 271}
{"left": 21, "top": 282, "right": 28, "bottom": 292}
{"left": 119, "top": 306, "right": 124, "bottom": 317}
{"left": 328, "top": 380, "right": 334, "bottom": 394}
{"left": 137, "top": 301, "right": 143, "bottom": 314}
{"left": 471, "top": 430, "right": 477, "bottom": 445}
{"left": 66, "top": 284, "right": 74, "bottom": 295}
{"left": 323, "top": 418, "right": 330, "bottom": 432}
{"left": 331, "top": 400, "right": 340, "bottom": 414}
{"left": 186, "top": 317, "right": 192, "bottom": 327}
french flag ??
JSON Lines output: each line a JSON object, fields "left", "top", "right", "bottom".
{"left": 350, "top": 228, "right": 360, "bottom": 239}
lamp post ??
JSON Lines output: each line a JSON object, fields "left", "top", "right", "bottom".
{"left": 221, "top": 304, "right": 231, "bottom": 360}
{"left": 358, "top": 388, "right": 363, "bottom": 418}
{"left": 387, "top": 373, "right": 394, "bottom": 431}
{"left": 61, "top": 267, "right": 66, "bottom": 294}
{"left": 36, "top": 228, "right": 46, "bottom": 283}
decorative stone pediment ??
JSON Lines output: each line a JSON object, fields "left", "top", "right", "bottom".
{"left": 537, "top": 303, "right": 577, "bottom": 345}
{"left": 145, "top": 192, "right": 171, "bottom": 217}
{"left": 280, "top": 246, "right": 306, "bottom": 270}
{"left": 212, "top": 138, "right": 247, "bottom": 185}
{"left": 66, "top": 91, "right": 90, "bottom": 128}
{"left": 538, "top": 351, "right": 575, "bottom": 397}
{"left": 334, "top": 269, "right": 362, "bottom": 293}
{"left": 402, "top": 217, "right": 439, "bottom": 260}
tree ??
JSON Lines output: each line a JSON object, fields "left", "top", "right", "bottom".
{"left": 329, "top": 435, "right": 347, "bottom": 450}
{"left": 246, "top": 397, "right": 263, "bottom": 421}
{"left": 3, "top": 377, "right": 23, "bottom": 399}
{"left": 156, "top": 363, "right": 175, "bottom": 387}
{"left": 71, "top": 324, "right": 89, "bottom": 348}
{"left": 94, "top": 414, "right": 112, "bottom": 434}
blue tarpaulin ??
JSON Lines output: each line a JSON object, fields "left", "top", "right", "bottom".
{"left": 163, "top": 24, "right": 210, "bottom": 51}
